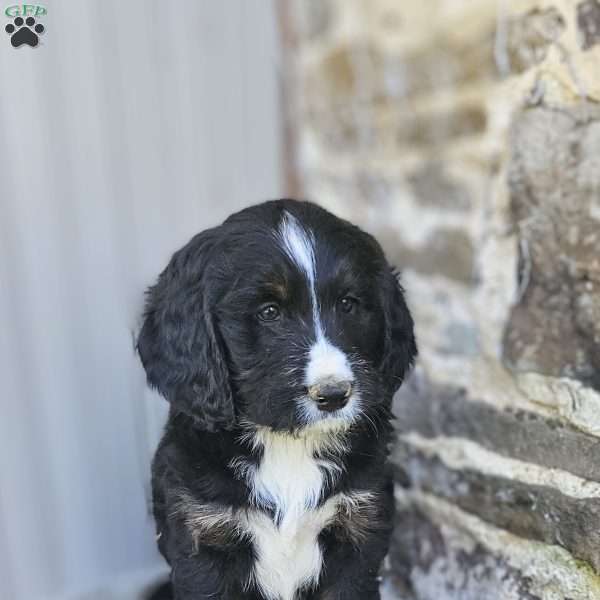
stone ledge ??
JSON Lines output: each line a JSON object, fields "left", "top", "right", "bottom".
{"left": 390, "top": 501, "right": 542, "bottom": 599}
{"left": 401, "top": 432, "right": 600, "bottom": 499}
{"left": 394, "top": 375, "right": 600, "bottom": 482}
{"left": 393, "top": 440, "right": 600, "bottom": 570}
{"left": 393, "top": 488, "right": 600, "bottom": 599}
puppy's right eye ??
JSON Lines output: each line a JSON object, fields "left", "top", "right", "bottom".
{"left": 257, "top": 303, "right": 281, "bottom": 322}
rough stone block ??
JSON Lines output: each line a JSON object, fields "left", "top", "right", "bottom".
{"left": 390, "top": 504, "right": 542, "bottom": 599}
{"left": 393, "top": 440, "right": 600, "bottom": 571}
{"left": 577, "top": 0, "right": 600, "bottom": 49}
{"left": 394, "top": 374, "right": 600, "bottom": 482}
{"left": 503, "top": 106, "right": 600, "bottom": 390}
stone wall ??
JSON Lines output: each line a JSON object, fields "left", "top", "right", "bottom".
{"left": 280, "top": 1, "right": 600, "bottom": 597}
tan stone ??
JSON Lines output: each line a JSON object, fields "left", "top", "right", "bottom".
{"left": 283, "top": 0, "right": 600, "bottom": 593}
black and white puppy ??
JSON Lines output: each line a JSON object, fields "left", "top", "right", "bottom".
{"left": 138, "top": 200, "right": 417, "bottom": 600}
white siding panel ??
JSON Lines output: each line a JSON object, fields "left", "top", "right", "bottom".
{"left": 0, "top": 1, "right": 282, "bottom": 598}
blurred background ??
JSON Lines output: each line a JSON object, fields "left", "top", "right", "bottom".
{"left": 2, "top": 1, "right": 600, "bottom": 599}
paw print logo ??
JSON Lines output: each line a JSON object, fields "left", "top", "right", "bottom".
{"left": 5, "top": 16, "right": 45, "bottom": 47}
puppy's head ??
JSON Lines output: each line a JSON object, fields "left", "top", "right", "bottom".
{"left": 138, "top": 200, "right": 416, "bottom": 432}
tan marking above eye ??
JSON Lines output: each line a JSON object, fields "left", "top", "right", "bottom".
{"left": 262, "top": 281, "right": 289, "bottom": 301}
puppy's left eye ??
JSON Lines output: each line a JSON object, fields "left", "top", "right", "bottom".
{"left": 338, "top": 296, "right": 358, "bottom": 314}
{"left": 257, "top": 303, "right": 281, "bottom": 322}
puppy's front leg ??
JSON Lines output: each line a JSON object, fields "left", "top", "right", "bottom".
{"left": 311, "top": 528, "right": 393, "bottom": 600}
{"left": 158, "top": 515, "right": 257, "bottom": 600}
{"left": 169, "top": 551, "right": 261, "bottom": 600}
{"left": 312, "top": 551, "right": 383, "bottom": 600}
{"left": 313, "top": 485, "right": 394, "bottom": 600}
{"left": 169, "top": 552, "right": 224, "bottom": 599}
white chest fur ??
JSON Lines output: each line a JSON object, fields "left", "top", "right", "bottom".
{"left": 241, "top": 430, "right": 344, "bottom": 600}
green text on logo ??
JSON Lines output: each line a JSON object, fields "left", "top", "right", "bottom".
{"left": 5, "top": 4, "right": 46, "bottom": 18}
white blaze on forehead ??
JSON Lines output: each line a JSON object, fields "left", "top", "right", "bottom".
{"left": 278, "top": 212, "right": 322, "bottom": 338}
{"left": 278, "top": 212, "right": 316, "bottom": 282}
{"left": 277, "top": 211, "right": 354, "bottom": 387}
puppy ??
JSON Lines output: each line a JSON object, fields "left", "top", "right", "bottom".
{"left": 138, "top": 200, "right": 416, "bottom": 600}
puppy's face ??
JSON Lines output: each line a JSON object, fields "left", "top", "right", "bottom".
{"left": 138, "top": 201, "right": 416, "bottom": 433}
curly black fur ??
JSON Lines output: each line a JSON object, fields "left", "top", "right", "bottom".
{"left": 139, "top": 200, "right": 416, "bottom": 600}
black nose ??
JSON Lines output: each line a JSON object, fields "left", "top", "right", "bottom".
{"left": 308, "top": 380, "right": 352, "bottom": 412}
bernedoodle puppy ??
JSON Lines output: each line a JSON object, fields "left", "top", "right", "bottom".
{"left": 138, "top": 199, "right": 417, "bottom": 600}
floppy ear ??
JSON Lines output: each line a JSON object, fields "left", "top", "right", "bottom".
{"left": 379, "top": 268, "right": 418, "bottom": 393}
{"left": 137, "top": 228, "right": 234, "bottom": 431}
